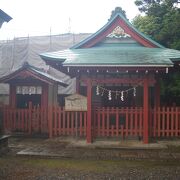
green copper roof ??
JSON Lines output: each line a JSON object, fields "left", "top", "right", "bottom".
{"left": 40, "top": 8, "right": 180, "bottom": 68}
{"left": 40, "top": 47, "right": 180, "bottom": 67}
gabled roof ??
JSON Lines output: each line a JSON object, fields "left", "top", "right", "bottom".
{"left": 0, "top": 62, "right": 68, "bottom": 87}
{"left": 71, "top": 7, "right": 164, "bottom": 49}
{"left": 40, "top": 7, "right": 180, "bottom": 68}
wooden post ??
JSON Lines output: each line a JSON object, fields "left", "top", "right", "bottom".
{"left": 48, "top": 106, "right": 53, "bottom": 138}
{"left": 86, "top": 79, "right": 92, "bottom": 143}
{"left": 10, "top": 84, "right": 16, "bottom": 108}
{"left": 155, "top": 81, "right": 160, "bottom": 108}
{"left": 28, "top": 102, "right": 32, "bottom": 135}
{"left": 76, "top": 77, "right": 80, "bottom": 94}
{"left": 143, "top": 76, "right": 149, "bottom": 144}
{"left": 41, "top": 84, "right": 48, "bottom": 108}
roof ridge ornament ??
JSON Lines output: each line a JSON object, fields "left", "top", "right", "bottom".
{"left": 108, "top": 7, "right": 127, "bottom": 21}
{"left": 22, "top": 61, "right": 29, "bottom": 68}
{"left": 107, "top": 26, "right": 131, "bottom": 38}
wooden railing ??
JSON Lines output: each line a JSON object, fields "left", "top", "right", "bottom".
{"left": 93, "top": 107, "right": 143, "bottom": 138}
{"left": 2, "top": 105, "right": 48, "bottom": 134}
{"left": 151, "top": 107, "right": 180, "bottom": 137}
{"left": 1, "top": 105, "right": 87, "bottom": 137}
{"left": 51, "top": 106, "right": 87, "bottom": 137}
{"left": 1, "top": 105, "right": 180, "bottom": 140}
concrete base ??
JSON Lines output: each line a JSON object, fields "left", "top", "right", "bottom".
{"left": 0, "top": 135, "right": 10, "bottom": 154}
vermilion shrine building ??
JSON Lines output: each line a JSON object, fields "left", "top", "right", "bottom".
{"left": 1, "top": 8, "right": 180, "bottom": 144}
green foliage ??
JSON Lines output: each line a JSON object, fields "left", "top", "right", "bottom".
{"left": 161, "top": 72, "right": 180, "bottom": 105}
{"left": 135, "top": 0, "right": 180, "bottom": 14}
{"left": 132, "top": 8, "right": 180, "bottom": 50}
{"left": 133, "top": 0, "right": 180, "bottom": 105}
{"left": 133, "top": 15, "right": 161, "bottom": 39}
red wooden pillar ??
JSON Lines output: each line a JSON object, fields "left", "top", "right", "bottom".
{"left": 143, "top": 76, "right": 149, "bottom": 144}
{"left": 41, "top": 84, "right": 48, "bottom": 108}
{"left": 86, "top": 79, "right": 92, "bottom": 143}
{"left": 76, "top": 77, "right": 80, "bottom": 94}
{"left": 155, "top": 81, "right": 160, "bottom": 108}
{"left": 9, "top": 84, "right": 16, "bottom": 108}
{"left": 48, "top": 105, "right": 53, "bottom": 138}
{"left": 28, "top": 102, "right": 32, "bottom": 135}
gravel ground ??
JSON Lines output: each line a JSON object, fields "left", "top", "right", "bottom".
{"left": 0, "top": 137, "right": 180, "bottom": 180}
{"left": 0, "top": 155, "right": 180, "bottom": 180}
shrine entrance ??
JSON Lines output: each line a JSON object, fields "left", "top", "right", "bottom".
{"left": 16, "top": 94, "right": 41, "bottom": 108}
{"left": 75, "top": 73, "right": 153, "bottom": 144}
{"left": 90, "top": 83, "right": 144, "bottom": 140}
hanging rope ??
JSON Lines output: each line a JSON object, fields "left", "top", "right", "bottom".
{"left": 95, "top": 81, "right": 143, "bottom": 101}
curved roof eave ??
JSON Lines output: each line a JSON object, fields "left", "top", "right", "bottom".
{"left": 40, "top": 53, "right": 66, "bottom": 63}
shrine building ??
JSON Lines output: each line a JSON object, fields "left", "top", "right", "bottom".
{"left": 1, "top": 7, "right": 180, "bottom": 143}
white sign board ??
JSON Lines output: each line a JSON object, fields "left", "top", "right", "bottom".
{"left": 65, "top": 93, "right": 87, "bottom": 111}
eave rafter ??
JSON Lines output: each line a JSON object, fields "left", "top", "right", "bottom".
{"left": 62, "top": 66, "right": 170, "bottom": 76}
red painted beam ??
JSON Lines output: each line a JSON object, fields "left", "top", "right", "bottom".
{"left": 81, "top": 77, "right": 155, "bottom": 85}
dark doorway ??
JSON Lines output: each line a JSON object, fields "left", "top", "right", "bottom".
{"left": 16, "top": 94, "right": 41, "bottom": 108}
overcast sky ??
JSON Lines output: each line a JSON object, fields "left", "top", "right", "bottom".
{"left": 0, "top": 0, "right": 140, "bottom": 40}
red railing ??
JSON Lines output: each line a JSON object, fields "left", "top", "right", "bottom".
{"left": 1, "top": 105, "right": 180, "bottom": 140}
{"left": 151, "top": 107, "right": 180, "bottom": 137}
{"left": 93, "top": 107, "right": 143, "bottom": 138}
{"left": 1, "top": 105, "right": 87, "bottom": 137}
{"left": 2, "top": 105, "right": 48, "bottom": 134}
{"left": 51, "top": 106, "right": 87, "bottom": 137}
